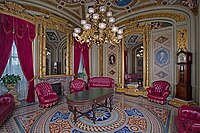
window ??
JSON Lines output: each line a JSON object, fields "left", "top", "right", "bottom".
{"left": 78, "top": 55, "right": 84, "bottom": 73}
{"left": 2, "top": 42, "right": 28, "bottom": 100}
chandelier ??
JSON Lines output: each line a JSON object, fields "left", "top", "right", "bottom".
{"left": 73, "top": 0, "right": 123, "bottom": 46}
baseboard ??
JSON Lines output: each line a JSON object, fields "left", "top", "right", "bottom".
{"left": 169, "top": 98, "right": 198, "bottom": 108}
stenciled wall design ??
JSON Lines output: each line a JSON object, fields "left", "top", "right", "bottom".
{"left": 152, "top": 28, "right": 173, "bottom": 84}
{"left": 107, "top": 44, "right": 119, "bottom": 82}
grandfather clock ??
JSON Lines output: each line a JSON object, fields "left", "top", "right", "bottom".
{"left": 176, "top": 50, "right": 192, "bottom": 101}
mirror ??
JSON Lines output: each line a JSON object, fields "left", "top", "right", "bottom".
{"left": 46, "top": 29, "right": 67, "bottom": 75}
{"left": 124, "top": 34, "right": 143, "bottom": 86}
{"left": 121, "top": 22, "right": 150, "bottom": 87}
{"left": 39, "top": 14, "right": 72, "bottom": 77}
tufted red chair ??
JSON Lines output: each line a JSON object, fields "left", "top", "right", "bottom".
{"left": 35, "top": 82, "right": 58, "bottom": 108}
{"left": 147, "top": 80, "right": 171, "bottom": 104}
{"left": 70, "top": 78, "right": 86, "bottom": 94}
{"left": 175, "top": 105, "right": 200, "bottom": 133}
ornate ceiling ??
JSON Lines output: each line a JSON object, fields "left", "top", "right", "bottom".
{"left": 1, "top": 0, "right": 195, "bottom": 27}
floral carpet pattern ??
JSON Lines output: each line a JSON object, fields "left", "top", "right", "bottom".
{"left": 0, "top": 94, "right": 177, "bottom": 133}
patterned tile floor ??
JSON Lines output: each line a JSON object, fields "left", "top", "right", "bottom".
{"left": 0, "top": 93, "right": 178, "bottom": 133}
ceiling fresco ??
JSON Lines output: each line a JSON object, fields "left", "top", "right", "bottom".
{"left": 111, "top": 0, "right": 132, "bottom": 6}
{"left": 0, "top": 0, "right": 197, "bottom": 27}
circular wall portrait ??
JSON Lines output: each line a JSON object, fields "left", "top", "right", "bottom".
{"left": 155, "top": 48, "right": 169, "bottom": 66}
{"left": 109, "top": 54, "right": 116, "bottom": 65}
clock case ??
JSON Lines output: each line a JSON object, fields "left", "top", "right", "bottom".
{"left": 176, "top": 50, "right": 192, "bottom": 101}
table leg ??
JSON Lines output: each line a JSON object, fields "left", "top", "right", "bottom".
{"left": 73, "top": 107, "right": 77, "bottom": 123}
{"left": 109, "top": 96, "right": 113, "bottom": 112}
{"left": 105, "top": 99, "right": 107, "bottom": 107}
{"left": 92, "top": 104, "right": 96, "bottom": 124}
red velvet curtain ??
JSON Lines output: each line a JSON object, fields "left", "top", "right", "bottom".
{"left": 15, "top": 18, "right": 35, "bottom": 102}
{"left": 82, "top": 42, "right": 90, "bottom": 79}
{"left": 0, "top": 14, "right": 14, "bottom": 77}
{"left": 74, "top": 39, "right": 82, "bottom": 77}
{"left": 0, "top": 14, "right": 36, "bottom": 102}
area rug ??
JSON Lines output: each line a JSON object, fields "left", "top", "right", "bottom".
{"left": 0, "top": 94, "right": 177, "bottom": 133}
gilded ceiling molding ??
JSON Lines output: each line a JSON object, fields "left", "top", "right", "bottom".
{"left": 0, "top": 2, "right": 72, "bottom": 33}
{"left": 23, "top": 4, "right": 80, "bottom": 27}
{"left": 22, "top": 5, "right": 52, "bottom": 15}
{"left": 64, "top": 2, "right": 82, "bottom": 8}
{"left": 0, "top": 2, "right": 35, "bottom": 23}
{"left": 35, "top": 14, "right": 71, "bottom": 33}
{"left": 123, "top": 22, "right": 151, "bottom": 36}
{"left": 177, "top": 28, "right": 188, "bottom": 52}
{"left": 112, "top": 3, "right": 160, "bottom": 18}
{"left": 117, "top": 12, "right": 187, "bottom": 26}
{"left": 134, "top": 12, "right": 187, "bottom": 22}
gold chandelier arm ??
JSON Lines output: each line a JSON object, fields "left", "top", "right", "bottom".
{"left": 73, "top": 0, "right": 123, "bottom": 46}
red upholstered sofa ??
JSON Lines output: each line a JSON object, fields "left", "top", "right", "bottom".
{"left": 0, "top": 93, "right": 15, "bottom": 125}
{"left": 35, "top": 82, "right": 59, "bottom": 108}
{"left": 147, "top": 80, "right": 171, "bottom": 104}
{"left": 175, "top": 105, "right": 200, "bottom": 133}
{"left": 88, "top": 77, "right": 115, "bottom": 89}
{"left": 124, "top": 73, "right": 142, "bottom": 83}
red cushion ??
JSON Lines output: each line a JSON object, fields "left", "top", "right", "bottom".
{"left": 0, "top": 94, "right": 15, "bottom": 124}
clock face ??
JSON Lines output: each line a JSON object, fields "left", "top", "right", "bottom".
{"left": 178, "top": 53, "right": 186, "bottom": 63}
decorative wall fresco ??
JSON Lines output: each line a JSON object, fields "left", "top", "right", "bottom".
{"left": 151, "top": 28, "right": 173, "bottom": 84}
{"left": 155, "top": 47, "right": 170, "bottom": 68}
{"left": 107, "top": 44, "right": 119, "bottom": 82}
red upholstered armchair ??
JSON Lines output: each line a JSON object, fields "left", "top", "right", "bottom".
{"left": 35, "top": 82, "right": 58, "bottom": 108}
{"left": 175, "top": 105, "right": 200, "bottom": 133}
{"left": 0, "top": 93, "right": 15, "bottom": 125}
{"left": 69, "top": 78, "right": 86, "bottom": 94}
{"left": 147, "top": 80, "right": 171, "bottom": 104}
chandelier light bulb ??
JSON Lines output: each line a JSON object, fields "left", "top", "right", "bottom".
{"left": 88, "top": 8, "right": 94, "bottom": 14}
{"left": 100, "top": 6, "right": 106, "bottom": 12}
{"left": 73, "top": 33, "right": 78, "bottom": 37}
{"left": 109, "top": 17, "right": 115, "bottom": 23}
{"left": 93, "top": 13, "right": 99, "bottom": 19}
{"left": 86, "top": 13, "right": 90, "bottom": 18}
{"left": 73, "top": 1, "right": 122, "bottom": 45}
{"left": 107, "top": 11, "right": 112, "bottom": 17}
{"left": 117, "top": 29, "right": 123, "bottom": 34}
{"left": 81, "top": 20, "right": 86, "bottom": 25}
{"left": 83, "top": 24, "right": 91, "bottom": 30}
{"left": 74, "top": 28, "right": 81, "bottom": 33}
{"left": 117, "top": 35, "right": 123, "bottom": 39}
{"left": 112, "top": 26, "right": 118, "bottom": 32}
{"left": 99, "top": 23, "right": 106, "bottom": 29}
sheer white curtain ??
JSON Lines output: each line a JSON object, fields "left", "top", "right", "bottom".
{"left": 78, "top": 55, "right": 84, "bottom": 73}
{"left": 2, "top": 42, "right": 28, "bottom": 100}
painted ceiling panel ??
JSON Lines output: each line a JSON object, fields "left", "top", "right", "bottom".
{"left": 3, "top": 0, "right": 197, "bottom": 27}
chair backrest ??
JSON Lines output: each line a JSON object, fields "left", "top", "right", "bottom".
{"left": 88, "top": 77, "right": 114, "bottom": 89}
{"left": 152, "top": 80, "right": 170, "bottom": 93}
{"left": 179, "top": 105, "right": 200, "bottom": 121}
{"left": 70, "top": 78, "right": 86, "bottom": 94}
{"left": 35, "top": 82, "right": 55, "bottom": 97}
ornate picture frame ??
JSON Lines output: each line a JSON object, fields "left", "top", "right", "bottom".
{"left": 109, "top": 54, "right": 116, "bottom": 65}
